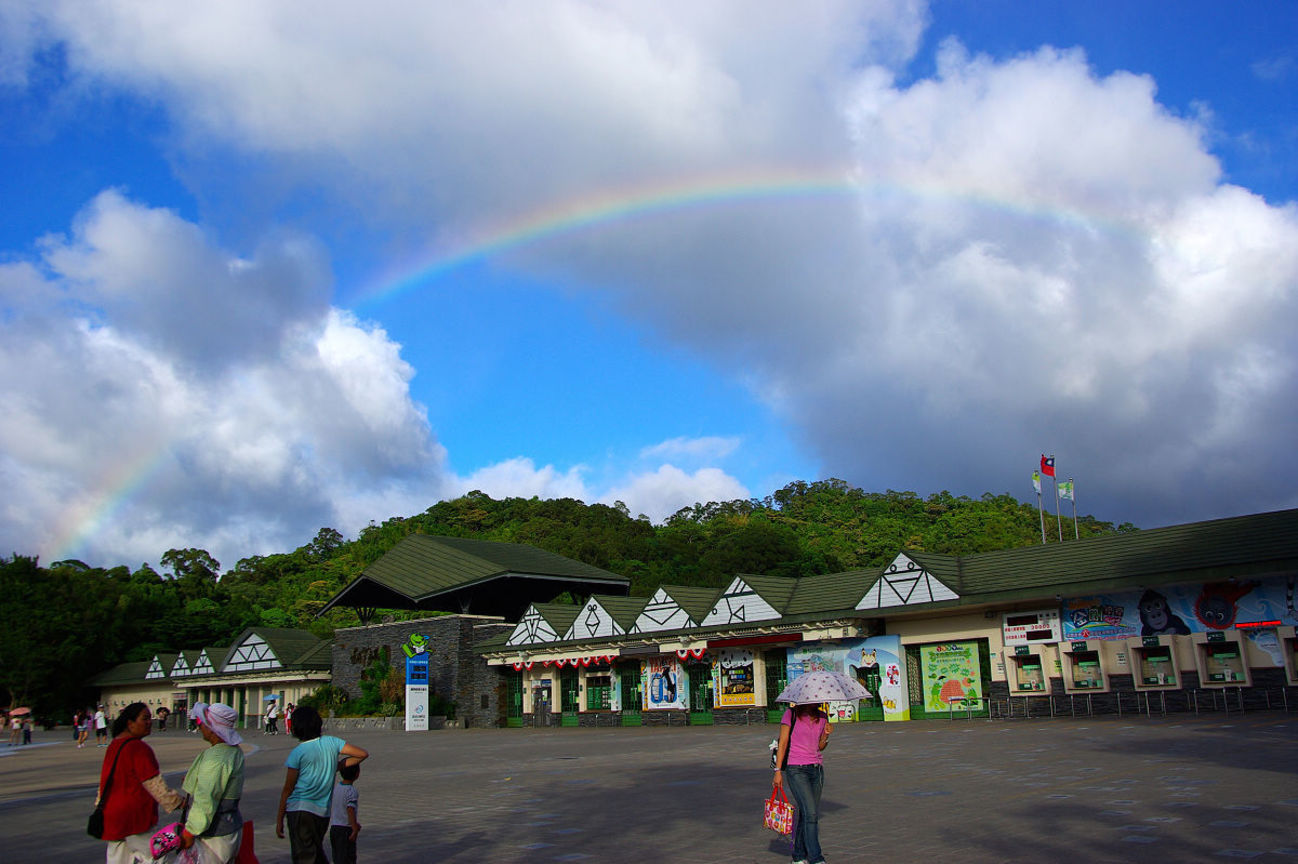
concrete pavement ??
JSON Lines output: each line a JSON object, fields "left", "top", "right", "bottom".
{"left": 2, "top": 711, "right": 1297, "bottom": 862}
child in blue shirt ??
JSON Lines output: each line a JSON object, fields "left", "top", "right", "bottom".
{"left": 275, "top": 706, "right": 368, "bottom": 864}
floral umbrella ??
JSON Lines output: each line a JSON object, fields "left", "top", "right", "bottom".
{"left": 775, "top": 670, "right": 870, "bottom": 705}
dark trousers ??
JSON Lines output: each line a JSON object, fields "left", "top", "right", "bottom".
{"left": 330, "top": 824, "right": 357, "bottom": 864}
{"left": 286, "top": 810, "right": 330, "bottom": 864}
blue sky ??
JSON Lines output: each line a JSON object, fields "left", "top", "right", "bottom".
{"left": 1, "top": 1, "right": 1295, "bottom": 570}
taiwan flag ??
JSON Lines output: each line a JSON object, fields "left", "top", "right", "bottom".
{"left": 1040, "top": 454, "right": 1056, "bottom": 477}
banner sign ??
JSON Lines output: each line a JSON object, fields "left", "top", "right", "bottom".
{"left": 404, "top": 633, "right": 430, "bottom": 732}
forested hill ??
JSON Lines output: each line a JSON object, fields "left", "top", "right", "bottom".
{"left": 0, "top": 480, "right": 1128, "bottom": 714}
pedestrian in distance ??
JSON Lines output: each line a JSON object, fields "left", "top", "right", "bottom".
{"left": 95, "top": 705, "right": 109, "bottom": 746}
{"left": 276, "top": 705, "right": 368, "bottom": 864}
{"left": 265, "top": 700, "right": 279, "bottom": 735}
{"left": 329, "top": 761, "right": 362, "bottom": 864}
{"left": 773, "top": 702, "right": 833, "bottom": 864}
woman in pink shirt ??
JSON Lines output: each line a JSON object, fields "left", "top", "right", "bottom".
{"left": 772, "top": 703, "right": 832, "bottom": 864}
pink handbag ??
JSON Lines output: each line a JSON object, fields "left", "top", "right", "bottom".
{"left": 763, "top": 783, "right": 794, "bottom": 835}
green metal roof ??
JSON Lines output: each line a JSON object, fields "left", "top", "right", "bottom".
{"left": 320, "top": 534, "right": 630, "bottom": 619}
{"left": 90, "top": 661, "right": 154, "bottom": 687}
{"left": 658, "top": 586, "right": 723, "bottom": 623}
{"left": 591, "top": 594, "right": 650, "bottom": 631}
{"left": 531, "top": 603, "right": 581, "bottom": 638}
{"left": 785, "top": 570, "right": 876, "bottom": 616}
{"left": 222, "top": 627, "right": 331, "bottom": 670}
{"left": 914, "top": 508, "right": 1298, "bottom": 602}
{"left": 732, "top": 573, "right": 799, "bottom": 613}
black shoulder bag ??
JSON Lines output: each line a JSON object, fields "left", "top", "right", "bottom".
{"left": 88, "top": 739, "right": 131, "bottom": 838}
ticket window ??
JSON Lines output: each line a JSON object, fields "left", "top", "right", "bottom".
{"left": 1192, "top": 633, "right": 1251, "bottom": 687}
{"left": 1127, "top": 637, "right": 1180, "bottom": 689}
{"left": 1061, "top": 640, "right": 1109, "bottom": 693}
{"left": 1008, "top": 651, "right": 1047, "bottom": 693}
{"left": 1281, "top": 627, "right": 1298, "bottom": 686}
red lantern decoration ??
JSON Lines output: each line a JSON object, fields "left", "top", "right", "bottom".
{"left": 579, "top": 657, "right": 591, "bottom": 667}
{"left": 513, "top": 662, "right": 523, "bottom": 671}
{"left": 524, "top": 661, "right": 534, "bottom": 670}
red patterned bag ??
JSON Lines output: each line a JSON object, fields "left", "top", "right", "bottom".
{"left": 763, "top": 783, "right": 794, "bottom": 835}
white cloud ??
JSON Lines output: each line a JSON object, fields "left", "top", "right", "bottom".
{"left": 0, "top": 193, "right": 447, "bottom": 568}
{"left": 639, "top": 435, "right": 740, "bottom": 463}
{"left": 602, "top": 465, "right": 750, "bottom": 522}
{"left": 4, "top": 2, "right": 1296, "bottom": 546}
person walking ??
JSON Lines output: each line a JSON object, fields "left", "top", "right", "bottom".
{"left": 94, "top": 705, "right": 109, "bottom": 746}
{"left": 79, "top": 708, "right": 93, "bottom": 748}
{"left": 264, "top": 700, "right": 279, "bottom": 735}
{"left": 275, "top": 705, "right": 368, "bottom": 864}
{"left": 329, "top": 762, "right": 362, "bottom": 864}
{"left": 165, "top": 702, "right": 246, "bottom": 864}
{"left": 773, "top": 702, "right": 833, "bottom": 864}
{"left": 96, "top": 702, "right": 185, "bottom": 864}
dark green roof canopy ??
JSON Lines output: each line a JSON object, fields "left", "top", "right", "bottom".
{"left": 320, "top": 534, "right": 630, "bottom": 621}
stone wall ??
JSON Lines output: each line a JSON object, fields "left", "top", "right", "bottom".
{"left": 330, "top": 615, "right": 511, "bottom": 728}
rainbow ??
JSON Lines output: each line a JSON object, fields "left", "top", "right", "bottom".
{"left": 354, "top": 165, "right": 1127, "bottom": 308}
{"left": 47, "top": 440, "right": 172, "bottom": 565}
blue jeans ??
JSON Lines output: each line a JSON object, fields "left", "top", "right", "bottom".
{"left": 784, "top": 763, "right": 824, "bottom": 864}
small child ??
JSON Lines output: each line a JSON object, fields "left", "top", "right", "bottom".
{"left": 329, "top": 762, "right": 362, "bottom": 864}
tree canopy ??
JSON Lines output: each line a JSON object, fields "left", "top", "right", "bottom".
{"left": 0, "top": 479, "right": 1127, "bottom": 718}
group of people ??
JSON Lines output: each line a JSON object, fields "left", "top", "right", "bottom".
{"left": 263, "top": 700, "right": 295, "bottom": 735}
{"left": 95, "top": 702, "right": 367, "bottom": 864}
{"left": 4, "top": 711, "right": 33, "bottom": 746}
{"left": 74, "top": 706, "right": 110, "bottom": 748}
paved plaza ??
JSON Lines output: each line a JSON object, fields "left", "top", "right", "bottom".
{"left": 2, "top": 711, "right": 1297, "bottom": 863}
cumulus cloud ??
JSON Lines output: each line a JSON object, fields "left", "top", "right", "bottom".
{"left": 4, "top": 0, "right": 1296, "bottom": 561}
{"left": 0, "top": 193, "right": 448, "bottom": 567}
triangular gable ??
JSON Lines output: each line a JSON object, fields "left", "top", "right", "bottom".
{"left": 144, "top": 655, "right": 170, "bottom": 680}
{"left": 702, "top": 576, "right": 781, "bottom": 626}
{"left": 191, "top": 649, "right": 216, "bottom": 675}
{"left": 631, "top": 587, "right": 696, "bottom": 633}
{"left": 223, "top": 633, "right": 283, "bottom": 673}
{"left": 170, "top": 654, "right": 191, "bottom": 678}
{"left": 506, "top": 604, "right": 560, "bottom": 646}
{"left": 563, "top": 596, "right": 626, "bottom": 641}
{"left": 856, "top": 553, "right": 959, "bottom": 610}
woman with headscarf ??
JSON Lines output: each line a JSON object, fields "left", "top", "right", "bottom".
{"left": 160, "top": 702, "right": 246, "bottom": 863}
{"left": 96, "top": 702, "right": 185, "bottom": 863}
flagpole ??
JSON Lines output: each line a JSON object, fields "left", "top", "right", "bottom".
{"left": 1032, "top": 470, "right": 1045, "bottom": 544}
{"left": 1070, "top": 480, "right": 1079, "bottom": 540}
{"left": 1052, "top": 469, "right": 1062, "bottom": 543}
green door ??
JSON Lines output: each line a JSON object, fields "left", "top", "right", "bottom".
{"left": 687, "top": 662, "right": 714, "bottom": 724}
{"left": 619, "top": 666, "right": 642, "bottom": 726}
{"left": 560, "top": 668, "right": 580, "bottom": 726}
{"left": 506, "top": 671, "right": 524, "bottom": 727}
{"left": 765, "top": 650, "right": 788, "bottom": 721}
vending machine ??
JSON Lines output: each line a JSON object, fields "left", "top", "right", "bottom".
{"left": 1191, "top": 631, "right": 1251, "bottom": 687}
{"left": 1280, "top": 626, "right": 1298, "bottom": 686}
{"left": 1124, "top": 635, "right": 1182, "bottom": 690}
{"left": 1007, "top": 644, "right": 1048, "bottom": 694}
{"left": 1060, "top": 639, "right": 1109, "bottom": 693}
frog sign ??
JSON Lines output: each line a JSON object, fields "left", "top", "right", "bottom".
{"left": 402, "top": 633, "right": 429, "bottom": 658}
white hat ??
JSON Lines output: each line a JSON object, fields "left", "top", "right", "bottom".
{"left": 191, "top": 702, "right": 243, "bottom": 746}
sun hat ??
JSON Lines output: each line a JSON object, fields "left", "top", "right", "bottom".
{"left": 191, "top": 702, "right": 243, "bottom": 746}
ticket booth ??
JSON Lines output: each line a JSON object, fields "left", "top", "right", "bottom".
{"left": 1280, "top": 626, "right": 1298, "bottom": 686}
{"left": 1060, "top": 639, "right": 1110, "bottom": 693}
{"left": 1007, "top": 645, "right": 1048, "bottom": 693}
{"left": 1125, "top": 635, "right": 1182, "bottom": 690}
{"left": 1192, "top": 631, "right": 1251, "bottom": 687}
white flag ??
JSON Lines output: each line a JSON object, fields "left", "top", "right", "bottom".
{"left": 1032, "top": 471, "right": 1041, "bottom": 494}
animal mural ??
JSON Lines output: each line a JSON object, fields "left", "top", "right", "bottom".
{"left": 1137, "top": 590, "right": 1191, "bottom": 636}
{"left": 920, "top": 643, "right": 983, "bottom": 713}
{"left": 853, "top": 648, "right": 882, "bottom": 703}
{"left": 1194, "top": 581, "right": 1260, "bottom": 629}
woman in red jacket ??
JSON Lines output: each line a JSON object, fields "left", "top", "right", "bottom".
{"left": 96, "top": 702, "right": 184, "bottom": 863}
